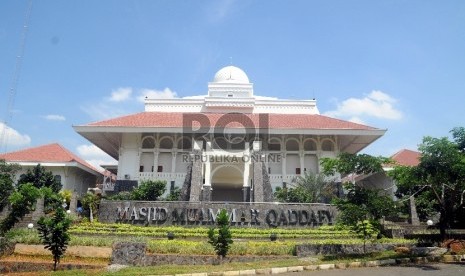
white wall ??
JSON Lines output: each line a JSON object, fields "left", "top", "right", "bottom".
{"left": 304, "top": 155, "right": 319, "bottom": 174}
{"left": 118, "top": 133, "right": 141, "bottom": 180}
{"left": 140, "top": 152, "right": 154, "bottom": 172}
{"left": 158, "top": 153, "right": 172, "bottom": 172}
{"left": 286, "top": 154, "right": 300, "bottom": 174}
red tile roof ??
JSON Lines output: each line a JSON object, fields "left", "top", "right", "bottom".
{"left": 86, "top": 112, "right": 378, "bottom": 130}
{"left": 390, "top": 149, "right": 421, "bottom": 167}
{"left": 0, "top": 143, "right": 101, "bottom": 175}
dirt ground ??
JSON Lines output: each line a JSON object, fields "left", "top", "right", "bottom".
{"left": 14, "top": 244, "right": 112, "bottom": 258}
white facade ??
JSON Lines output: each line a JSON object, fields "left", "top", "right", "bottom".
{"left": 75, "top": 66, "right": 386, "bottom": 201}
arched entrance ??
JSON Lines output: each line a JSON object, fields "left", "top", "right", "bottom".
{"left": 210, "top": 165, "right": 244, "bottom": 202}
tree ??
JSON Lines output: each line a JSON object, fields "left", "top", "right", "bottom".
{"left": 208, "top": 209, "right": 233, "bottom": 259}
{"left": 0, "top": 183, "right": 41, "bottom": 235}
{"left": 18, "top": 164, "right": 61, "bottom": 193}
{"left": 274, "top": 172, "right": 336, "bottom": 203}
{"left": 131, "top": 180, "right": 166, "bottom": 201}
{"left": 390, "top": 128, "right": 465, "bottom": 240}
{"left": 321, "top": 153, "right": 396, "bottom": 230}
{"left": 81, "top": 193, "right": 100, "bottom": 223}
{"left": 0, "top": 160, "right": 20, "bottom": 213}
{"left": 37, "top": 205, "right": 72, "bottom": 271}
{"left": 165, "top": 187, "right": 181, "bottom": 201}
{"left": 353, "top": 219, "right": 379, "bottom": 254}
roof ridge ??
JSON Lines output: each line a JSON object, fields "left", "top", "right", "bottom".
{"left": 0, "top": 143, "right": 101, "bottom": 175}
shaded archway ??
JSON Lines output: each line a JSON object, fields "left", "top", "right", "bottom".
{"left": 210, "top": 165, "right": 243, "bottom": 202}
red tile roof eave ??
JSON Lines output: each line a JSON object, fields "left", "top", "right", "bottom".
{"left": 82, "top": 112, "right": 380, "bottom": 131}
{"left": 0, "top": 143, "right": 102, "bottom": 176}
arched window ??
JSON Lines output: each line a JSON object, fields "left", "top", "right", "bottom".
{"left": 286, "top": 139, "right": 300, "bottom": 151}
{"left": 159, "top": 137, "right": 174, "bottom": 149}
{"left": 213, "top": 137, "right": 228, "bottom": 150}
{"left": 267, "top": 138, "right": 281, "bottom": 151}
{"left": 177, "top": 137, "right": 192, "bottom": 150}
{"left": 321, "top": 140, "right": 335, "bottom": 151}
{"left": 303, "top": 139, "right": 317, "bottom": 151}
{"left": 142, "top": 137, "right": 155, "bottom": 149}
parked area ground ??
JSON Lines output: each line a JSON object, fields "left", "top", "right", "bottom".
{"left": 280, "top": 263, "right": 465, "bottom": 276}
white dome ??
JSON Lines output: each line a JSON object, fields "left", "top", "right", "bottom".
{"left": 213, "top": 66, "right": 250, "bottom": 83}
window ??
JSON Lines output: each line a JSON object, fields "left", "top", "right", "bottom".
{"left": 227, "top": 93, "right": 233, "bottom": 97}
{"left": 139, "top": 166, "right": 144, "bottom": 172}
{"left": 151, "top": 166, "right": 154, "bottom": 172}
{"left": 296, "top": 168, "right": 301, "bottom": 175}
{"left": 282, "top": 182, "right": 287, "bottom": 189}
{"left": 268, "top": 167, "right": 271, "bottom": 174}
{"left": 157, "top": 166, "right": 163, "bottom": 172}
{"left": 54, "top": 175, "right": 62, "bottom": 183}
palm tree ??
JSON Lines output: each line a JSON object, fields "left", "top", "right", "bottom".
{"left": 275, "top": 172, "right": 336, "bottom": 203}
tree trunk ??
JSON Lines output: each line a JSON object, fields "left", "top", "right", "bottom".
{"left": 89, "top": 206, "right": 94, "bottom": 223}
{"left": 439, "top": 208, "right": 447, "bottom": 241}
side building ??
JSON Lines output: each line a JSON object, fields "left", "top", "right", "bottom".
{"left": 74, "top": 66, "right": 386, "bottom": 202}
{"left": 0, "top": 143, "right": 101, "bottom": 196}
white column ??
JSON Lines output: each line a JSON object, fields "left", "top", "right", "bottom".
{"left": 153, "top": 150, "right": 159, "bottom": 174}
{"left": 171, "top": 151, "right": 177, "bottom": 174}
{"left": 281, "top": 135, "right": 286, "bottom": 179}
{"left": 300, "top": 152, "right": 305, "bottom": 175}
{"left": 204, "top": 141, "right": 212, "bottom": 186}
{"left": 243, "top": 142, "right": 250, "bottom": 187}
{"left": 204, "top": 157, "right": 211, "bottom": 186}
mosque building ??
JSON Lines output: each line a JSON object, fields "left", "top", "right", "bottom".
{"left": 74, "top": 66, "right": 386, "bottom": 202}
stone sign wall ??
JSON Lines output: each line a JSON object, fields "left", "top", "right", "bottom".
{"left": 98, "top": 200, "right": 338, "bottom": 228}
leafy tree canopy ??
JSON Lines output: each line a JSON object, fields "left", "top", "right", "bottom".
{"left": 321, "top": 152, "right": 392, "bottom": 177}
{"left": 321, "top": 153, "right": 395, "bottom": 230}
{"left": 18, "top": 164, "right": 62, "bottom": 193}
{"left": 130, "top": 180, "right": 166, "bottom": 201}
{"left": 390, "top": 128, "right": 465, "bottom": 237}
{"left": 0, "top": 160, "right": 20, "bottom": 212}
{"left": 0, "top": 183, "right": 41, "bottom": 235}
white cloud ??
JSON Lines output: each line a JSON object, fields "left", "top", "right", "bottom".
{"left": 0, "top": 122, "right": 31, "bottom": 147}
{"left": 108, "top": 87, "right": 132, "bottom": 102}
{"left": 76, "top": 144, "right": 117, "bottom": 171}
{"left": 137, "top": 88, "right": 177, "bottom": 102}
{"left": 207, "top": 0, "right": 242, "bottom": 22}
{"left": 348, "top": 116, "right": 366, "bottom": 125}
{"left": 325, "top": 90, "right": 403, "bottom": 120}
{"left": 82, "top": 86, "right": 177, "bottom": 121}
{"left": 43, "top": 114, "right": 66, "bottom": 121}
{"left": 80, "top": 102, "right": 130, "bottom": 121}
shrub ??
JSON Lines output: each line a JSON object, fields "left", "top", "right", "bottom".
{"left": 208, "top": 209, "right": 233, "bottom": 258}
{"left": 131, "top": 180, "right": 166, "bottom": 201}
{"left": 37, "top": 206, "right": 72, "bottom": 271}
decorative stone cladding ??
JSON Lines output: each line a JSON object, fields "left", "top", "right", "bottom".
{"left": 111, "top": 242, "right": 293, "bottom": 266}
{"left": 295, "top": 243, "right": 398, "bottom": 256}
{"left": 98, "top": 201, "right": 337, "bottom": 228}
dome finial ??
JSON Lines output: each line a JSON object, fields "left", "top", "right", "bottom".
{"left": 212, "top": 65, "right": 249, "bottom": 83}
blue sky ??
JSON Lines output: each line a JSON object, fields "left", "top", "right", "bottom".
{"left": 1, "top": 0, "right": 464, "bottom": 169}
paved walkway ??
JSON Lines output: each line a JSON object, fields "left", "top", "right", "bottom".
{"left": 279, "top": 263, "right": 465, "bottom": 276}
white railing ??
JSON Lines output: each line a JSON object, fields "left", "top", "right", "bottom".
{"left": 269, "top": 174, "right": 298, "bottom": 183}
{"left": 97, "top": 182, "right": 115, "bottom": 191}
{"left": 139, "top": 172, "right": 187, "bottom": 181}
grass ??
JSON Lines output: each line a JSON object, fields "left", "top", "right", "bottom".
{"left": 10, "top": 250, "right": 421, "bottom": 276}
{"left": 2, "top": 222, "right": 419, "bottom": 275}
